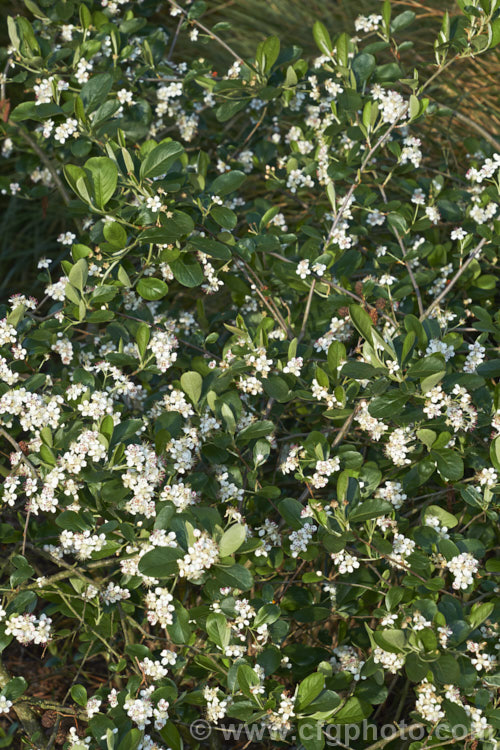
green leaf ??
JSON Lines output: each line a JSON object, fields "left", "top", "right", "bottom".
{"left": 349, "top": 499, "right": 393, "bottom": 523}
{"left": 407, "top": 355, "right": 444, "bottom": 378}
{"left": 140, "top": 140, "right": 184, "bottom": 180}
{"left": 468, "top": 602, "right": 494, "bottom": 630}
{"left": 213, "top": 564, "right": 253, "bottom": 591}
{"left": 297, "top": 719, "right": 325, "bottom": 750}
{"left": 416, "top": 428, "right": 436, "bottom": 451}
{"left": 180, "top": 371, "right": 203, "bottom": 404}
{"left": 327, "top": 341, "right": 346, "bottom": 375}
{"left": 117, "top": 729, "right": 142, "bottom": 750}
{"left": 170, "top": 258, "right": 204, "bottom": 287}
{"left": 103, "top": 222, "right": 127, "bottom": 248}
{"left": 2, "top": 676, "right": 27, "bottom": 702}
{"left": 313, "top": 21, "right": 332, "bottom": 55}
{"left": 490, "top": 17, "right": 500, "bottom": 48}
{"left": 391, "top": 10, "right": 416, "bottom": 32}
{"left": 70, "top": 684, "right": 88, "bottom": 707}
{"left": 211, "top": 170, "right": 246, "bottom": 196}
{"left": 237, "top": 420, "right": 274, "bottom": 442}
{"left": 137, "top": 278, "right": 168, "bottom": 300}
{"left": 253, "top": 604, "right": 281, "bottom": 629}
{"left": 189, "top": 236, "right": 231, "bottom": 260}
{"left": 373, "top": 629, "right": 407, "bottom": 653}
{"left": 140, "top": 212, "right": 194, "bottom": 244}
{"left": 296, "top": 673, "right": 325, "bottom": 710}
{"left": 336, "top": 32, "right": 349, "bottom": 67}
{"left": 432, "top": 449, "right": 464, "bottom": 482}
{"left": 334, "top": 697, "right": 371, "bottom": 724}
{"left": 84, "top": 156, "right": 118, "bottom": 209}
{"left": 80, "top": 73, "right": 113, "bottom": 112}
{"left": 137, "top": 546, "right": 183, "bottom": 578}
{"left": 263, "top": 375, "right": 291, "bottom": 402}
{"left": 257, "top": 35, "right": 281, "bottom": 73}
{"left": 68, "top": 258, "right": 88, "bottom": 291}
{"left": 206, "top": 612, "right": 231, "bottom": 649}
{"left": 237, "top": 664, "right": 260, "bottom": 699}
{"left": 352, "top": 53, "right": 376, "bottom": 83}
{"left": 211, "top": 205, "right": 237, "bottom": 229}
{"left": 431, "top": 653, "right": 460, "bottom": 684}
{"left": 135, "top": 323, "right": 150, "bottom": 359}
{"left": 219, "top": 524, "right": 247, "bottom": 557}
{"left": 423, "top": 504, "right": 458, "bottom": 529}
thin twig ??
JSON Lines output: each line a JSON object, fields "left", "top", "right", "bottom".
{"left": 364, "top": 723, "right": 425, "bottom": 750}
{"left": 165, "top": 0, "right": 247, "bottom": 67}
{"left": 298, "top": 279, "right": 316, "bottom": 342}
{"left": 167, "top": 16, "right": 183, "bottom": 61}
{"left": 379, "top": 185, "right": 424, "bottom": 316}
{"left": 420, "top": 237, "right": 488, "bottom": 320}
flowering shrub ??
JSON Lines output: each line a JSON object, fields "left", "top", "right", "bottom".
{"left": 0, "top": 1, "right": 500, "bottom": 749}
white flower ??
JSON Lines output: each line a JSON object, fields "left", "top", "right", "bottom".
{"left": 146, "top": 194, "right": 163, "bottom": 213}
{"left": 0, "top": 696, "right": 13, "bottom": 714}
{"left": 58, "top": 232, "right": 76, "bottom": 246}
{"left": 283, "top": 357, "right": 303, "bottom": 376}
{"left": 296, "top": 259, "right": 311, "bottom": 279}
{"left": 451, "top": 227, "right": 467, "bottom": 241}
{"left": 379, "top": 274, "right": 396, "bottom": 286}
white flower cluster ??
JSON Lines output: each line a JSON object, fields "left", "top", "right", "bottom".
{"left": 423, "top": 384, "right": 477, "bottom": 432}
{"left": 178, "top": 530, "right": 219, "bottom": 580}
{"left": 0, "top": 388, "right": 62, "bottom": 432}
{"left": 204, "top": 686, "right": 230, "bottom": 723}
{"left": 5, "top": 612, "right": 52, "bottom": 645}
{"left": 376, "top": 481, "right": 407, "bottom": 510}
{"left": 331, "top": 549, "right": 360, "bottom": 574}
{"left": 372, "top": 647, "right": 405, "bottom": 674}
{"left": 446, "top": 552, "right": 478, "bottom": 589}
{"left": 467, "top": 640, "right": 497, "bottom": 672}
{"left": 144, "top": 587, "right": 175, "bottom": 628}
{"left": 354, "top": 14, "right": 382, "bottom": 33}
{"left": 390, "top": 533, "right": 415, "bottom": 568}
{"left": 331, "top": 645, "right": 365, "bottom": 681}
{"left": 463, "top": 340, "right": 485, "bottom": 373}
{"left": 355, "top": 400, "right": 388, "bottom": 441}
{"left": 280, "top": 444, "right": 301, "bottom": 474}
{"left": 477, "top": 467, "right": 497, "bottom": 488}
{"left": 124, "top": 687, "right": 169, "bottom": 731}
{"left": 371, "top": 85, "right": 407, "bottom": 124}
{"left": 102, "top": 582, "right": 130, "bottom": 605}
{"left": 385, "top": 427, "right": 414, "bottom": 466}
{"left": 311, "top": 457, "right": 340, "bottom": 488}
{"left": 123, "top": 443, "right": 163, "bottom": 518}
{"left": 289, "top": 522, "right": 317, "bottom": 557}
{"left": 160, "top": 482, "right": 198, "bottom": 512}
{"left": 415, "top": 679, "right": 445, "bottom": 723}
{"left": 255, "top": 519, "right": 281, "bottom": 556}
{"left": 265, "top": 693, "right": 295, "bottom": 734}
{"left": 59, "top": 530, "right": 106, "bottom": 560}
{"left": 148, "top": 330, "right": 178, "bottom": 372}
{"left": 425, "top": 338, "right": 454, "bottom": 361}
{"left": 314, "top": 316, "right": 352, "bottom": 352}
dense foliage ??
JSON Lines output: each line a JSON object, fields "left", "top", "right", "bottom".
{"left": 0, "top": 1, "right": 500, "bottom": 748}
